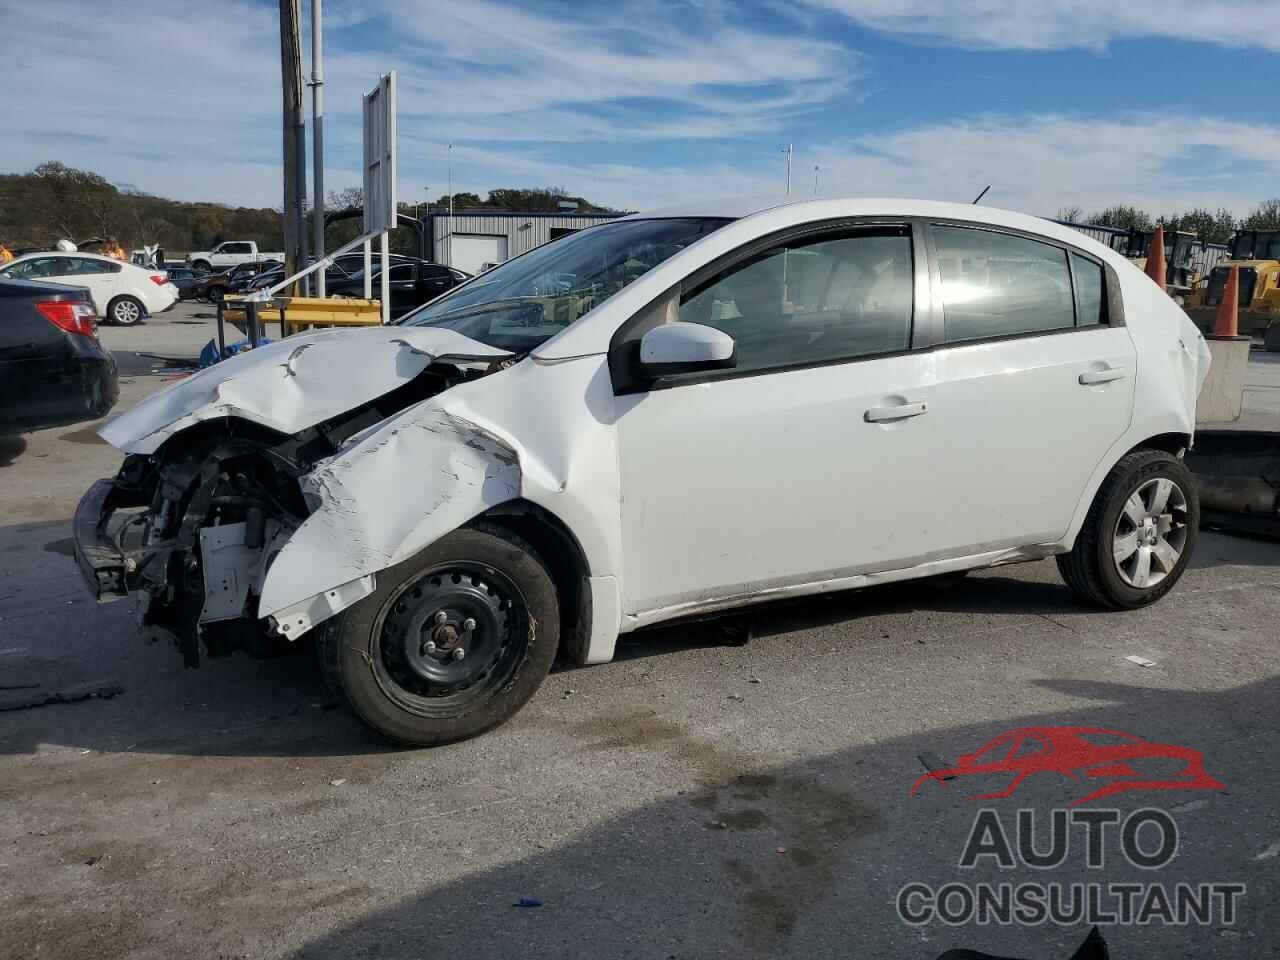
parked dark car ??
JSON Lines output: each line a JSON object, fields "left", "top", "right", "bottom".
{"left": 191, "top": 261, "right": 278, "bottom": 302}
{"left": 243, "top": 257, "right": 355, "bottom": 293}
{"left": 0, "top": 278, "right": 118, "bottom": 433}
{"left": 327, "top": 260, "right": 469, "bottom": 318}
{"left": 166, "top": 265, "right": 209, "bottom": 300}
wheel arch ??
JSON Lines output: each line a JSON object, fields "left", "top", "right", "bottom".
{"left": 1062, "top": 429, "right": 1194, "bottom": 550}
{"left": 475, "top": 499, "right": 596, "bottom": 665}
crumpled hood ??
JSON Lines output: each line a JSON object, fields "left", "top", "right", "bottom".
{"left": 99, "top": 326, "right": 512, "bottom": 454}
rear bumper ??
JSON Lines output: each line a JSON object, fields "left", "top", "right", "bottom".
{"left": 0, "top": 354, "right": 117, "bottom": 433}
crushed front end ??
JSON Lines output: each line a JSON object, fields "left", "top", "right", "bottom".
{"left": 73, "top": 424, "right": 318, "bottom": 666}
{"left": 71, "top": 327, "right": 514, "bottom": 668}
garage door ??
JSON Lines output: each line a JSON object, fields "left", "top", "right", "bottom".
{"left": 448, "top": 234, "right": 508, "bottom": 275}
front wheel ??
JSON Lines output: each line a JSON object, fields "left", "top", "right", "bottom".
{"left": 1057, "top": 449, "right": 1198, "bottom": 610}
{"left": 318, "top": 524, "right": 560, "bottom": 746}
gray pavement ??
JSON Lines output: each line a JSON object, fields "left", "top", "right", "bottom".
{"left": 1, "top": 303, "right": 1278, "bottom": 959}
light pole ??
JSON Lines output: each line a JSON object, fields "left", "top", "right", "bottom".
{"left": 813, "top": 164, "right": 820, "bottom": 197}
{"left": 782, "top": 143, "right": 793, "bottom": 196}
{"left": 446, "top": 143, "right": 454, "bottom": 268}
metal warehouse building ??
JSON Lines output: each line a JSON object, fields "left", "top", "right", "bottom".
{"left": 428, "top": 210, "right": 624, "bottom": 276}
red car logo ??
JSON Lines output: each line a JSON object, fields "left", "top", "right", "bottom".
{"left": 911, "top": 726, "right": 1225, "bottom": 806}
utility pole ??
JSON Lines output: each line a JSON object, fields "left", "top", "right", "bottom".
{"left": 279, "top": 0, "right": 307, "bottom": 295}
{"left": 308, "top": 0, "right": 325, "bottom": 296}
{"left": 782, "top": 143, "right": 793, "bottom": 196}
{"left": 813, "top": 164, "right": 820, "bottom": 197}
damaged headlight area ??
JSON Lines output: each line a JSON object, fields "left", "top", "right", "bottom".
{"left": 73, "top": 359, "right": 495, "bottom": 668}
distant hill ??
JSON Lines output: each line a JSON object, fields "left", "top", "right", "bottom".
{"left": 0, "top": 162, "right": 283, "bottom": 254}
{"left": 1, "top": 162, "right": 621, "bottom": 256}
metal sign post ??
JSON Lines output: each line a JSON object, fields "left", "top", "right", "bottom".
{"left": 363, "top": 71, "right": 397, "bottom": 324}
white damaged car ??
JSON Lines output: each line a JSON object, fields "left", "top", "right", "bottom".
{"left": 73, "top": 198, "right": 1211, "bottom": 745}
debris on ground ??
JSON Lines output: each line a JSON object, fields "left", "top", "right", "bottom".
{"left": 1124, "top": 654, "right": 1157, "bottom": 668}
{"left": 513, "top": 898, "right": 543, "bottom": 908}
{"left": 329, "top": 778, "right": 347, "bottom": 787}
{"left": 0, "top": 679, "right": 124, "bottom": 712}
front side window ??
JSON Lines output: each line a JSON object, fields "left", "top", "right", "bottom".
{"left": 934, "top": 226, "right": 1075, "bottom": 343}
{"left": 2, "top": 257, "right": 62, "bottom": 279}
{"left": 675, "top": 228, "right": 913, "bottom": 375}
{"left": 400, "top": 217, "right": 731, "bottom": 352}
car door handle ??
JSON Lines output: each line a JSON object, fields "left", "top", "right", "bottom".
{"left": 1078, "top": 368, "right": 1127, "bottom": 385}
{"left": 864, "top": 401, "right": 928, "bottom": 423}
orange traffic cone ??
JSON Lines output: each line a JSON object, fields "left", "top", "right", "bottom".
{"left": 1214, "top": 266, "right": 1239, "bottom": 337}
{"left": 1145, "top": 225, "right": 1167, "bottom": 290}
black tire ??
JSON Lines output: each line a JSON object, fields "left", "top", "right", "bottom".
{"left": 1264, "top": 324, "right": 1280, "bottom": 353}
{"left": 206, "top": 285, "right": 226, "bottom": 303}
{"left": 1056, "top": 449, "right": 1199, "bottom": 610}
{"left": 191, "top": 260, "right": 211, "bottom": 272}
{"left": 107, "top": 295, "right": 144, "bottom": 326}
{"left": 318, "top": 523, "right": 560, "bottom": 746}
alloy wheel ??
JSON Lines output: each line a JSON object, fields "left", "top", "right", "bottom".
{"left": 113, "top": 299, "right": 141, "bottom": 324}
{"left": 1112, "top": 477, "right": 1189, "bottom": 589}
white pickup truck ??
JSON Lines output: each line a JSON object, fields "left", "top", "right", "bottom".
{"left": 187, "top": 241, "right": 285, "bottom": 272}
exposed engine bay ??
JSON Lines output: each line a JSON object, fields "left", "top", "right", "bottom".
{"left": 76, "top": 357, "right": 504, "bottom": 667}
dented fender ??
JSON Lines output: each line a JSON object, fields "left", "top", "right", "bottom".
{"left": 258, "top": 405, "right": 523, "bottom": 621}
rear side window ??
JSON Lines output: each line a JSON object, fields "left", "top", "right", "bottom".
{"left": 933, "top": 226, "right": 1075, "bottom": 343}
{"left": 66, "top": 257, "right": 118, "bottom": 275}
{"left": 675, "top": 228, "right": 914, "bottom": 376}
{"left": 1071, "top": 253, "right": 1104, "bottom": 326}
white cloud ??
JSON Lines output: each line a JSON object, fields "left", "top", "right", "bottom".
{"left": 806, "top": 0, "right": 1280, "bottom": 51}
{"left": 3, "top": 0, "right": 1278, "bottom": 222}
{"left": 809, "top": 115, "right": 1280, "bottom": 218}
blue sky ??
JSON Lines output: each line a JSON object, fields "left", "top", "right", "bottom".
{"left": 2, "top": 0, "right": 1279, "bottom": 218}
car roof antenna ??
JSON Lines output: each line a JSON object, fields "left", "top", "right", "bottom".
{"left": 972, "top": 185, "right": 991, "bottom": 205}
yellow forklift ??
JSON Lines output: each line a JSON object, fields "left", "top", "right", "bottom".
{"left": 1185, "top": 230, "right": 1280, "bottom": 348}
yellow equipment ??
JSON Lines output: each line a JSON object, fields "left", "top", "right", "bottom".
{"left": 1184, "top": 230, "right": 1280, "bottom": 346}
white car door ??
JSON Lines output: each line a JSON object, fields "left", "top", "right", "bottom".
{"left": 920, "top": 223, "right": 1136, "bottom": 554}
{"left": 613, "top": 224, "right": 945, "bottom": 621}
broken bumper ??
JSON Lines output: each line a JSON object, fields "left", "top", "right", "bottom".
{"left": 72, "top": 478, "right": 139, "bottom": 602}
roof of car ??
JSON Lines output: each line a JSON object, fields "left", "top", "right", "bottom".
{"left": 626, "top": 194, "right": 1059, "bottom": 232}
{"left": 7, "top": 249, "right": 119, "bottom": 262}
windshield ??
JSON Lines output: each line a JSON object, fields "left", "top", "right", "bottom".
{"left": 397, "top": 217, "right": 731, "bottom": 351}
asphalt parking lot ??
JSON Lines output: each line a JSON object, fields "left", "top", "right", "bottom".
{"left": 2, "top": 303, "right": 1278, "bottom": 959}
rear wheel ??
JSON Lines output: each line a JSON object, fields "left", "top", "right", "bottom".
{"left": 319, "top": 524, "right": 559, "bottom": 746}
{"left": 206, "top": 285, "right": 227, "bottom": 303}
{"left": 107, "top": 295, "right": 143, "bottom": 326}
{"left": 1057, "top": 450, "right": 1198, "bottom": 610}
{"left": 191, "top": 260, "right": 211, "bottom": 272}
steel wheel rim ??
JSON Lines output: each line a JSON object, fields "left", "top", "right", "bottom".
{"left": 370, "top": 563, "right": 530, "bottom": 719}
{"left": 1112, "top": 477, "right": 1189, "bottom": 589}
{"left": 114, "top": 300, "right": 140, "bottom": 324}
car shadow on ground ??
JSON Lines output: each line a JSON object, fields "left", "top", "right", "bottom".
{"left": 0, "top": 434, "right": 27, "bottom": 466}
{"left": 3, "top": 523, "right": 1277, "bottom": 762}
{"left": 277, "top": 675, "right": 1278, "bottom": 960}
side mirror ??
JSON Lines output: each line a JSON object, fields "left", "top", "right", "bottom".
{"left": 638, "top": 322, "right": 736, "bottom": 378}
